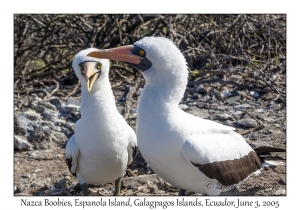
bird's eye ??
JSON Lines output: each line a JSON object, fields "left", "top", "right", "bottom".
{"left": 97, "top": 63, "right": 102, "bottom": 69}
{"left": 139, "top": 50, "right": 145, "bottom": 55}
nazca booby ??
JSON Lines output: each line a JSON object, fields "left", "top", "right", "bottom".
{"left": 65, "top": 48, "right": 137, "bottom": 196}
{"left": 87, "top": 37, "right": 285, "bottom": 195}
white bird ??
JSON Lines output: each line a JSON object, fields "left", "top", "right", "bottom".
{"left": 87, "top": 37, "right": 285, "bottom": 195}
{"left": 65, "top": 48, "right": 137, "bottom": 196}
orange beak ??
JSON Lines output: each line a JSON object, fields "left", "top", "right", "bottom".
{"left": 87, "top": 45, "right": 142, "bottom": 64}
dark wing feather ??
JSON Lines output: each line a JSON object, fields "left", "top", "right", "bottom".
{"left": 128, "top": 146, "right": 138, "bottom": 167}
{"left": 192, "top": 151, "right": 261, "bottom": 186}
{"left": 66, "top": 157, "right": 77, "bottom": 177}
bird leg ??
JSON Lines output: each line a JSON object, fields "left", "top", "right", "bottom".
{"left": 81, "top": 183, "right": 89, "bottom": 196}
{"left": 178, "top": 189, "right": 186, "bottom": 196}
{"left": 114, "top": 177, "right": 122, "bottom": 196}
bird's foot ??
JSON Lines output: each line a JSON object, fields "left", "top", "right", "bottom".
{"left": 178, "top": 189, "right": 186, "bottom": 196}
{"left": 113, "top": 177, "right": 122, "bottom": 196}
{"left": 81, "top": 183, "right": 89, "bottom": 196}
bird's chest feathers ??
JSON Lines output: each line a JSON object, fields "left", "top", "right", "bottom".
{"left": 137, "top": 106, "right": 184, "bottom": 153}
{"left": 75, "top": 101, "right": 126, "bottom": 152}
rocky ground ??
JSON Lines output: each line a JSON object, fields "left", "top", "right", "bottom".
{"left": 14, "top": 81, "right": 286, "bottom": 196}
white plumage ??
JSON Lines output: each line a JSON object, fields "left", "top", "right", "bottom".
{"left": 65, "top": 48, "right": 137, "bottom": 195}
{"left": 87, "top": 37, "right": 284, "bottom": 195}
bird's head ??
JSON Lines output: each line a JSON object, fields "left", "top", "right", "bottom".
{"left": 87, "top": 37, "right": 188, "bottom": 85}
{"left": 73, "top": 48, "right": 110, "bottom": 94}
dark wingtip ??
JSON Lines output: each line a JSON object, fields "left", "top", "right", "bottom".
{"left": 254, "top": 146, "right": 286, "bottom": 155}
{"left": 128, "top": 146, "right": 139, "bottom": 168}
{"left": 66, "top": 158, "right": 77, "bottom": 177}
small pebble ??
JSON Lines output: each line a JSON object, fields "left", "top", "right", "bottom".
{"left": 250, "top": 90, "right": 259, "bottom": 98}
{"left": 279, "top": 178, "right": 286, "bottom": 185}
{"left": 236, "top": 119, "right": 257, "bottom": 128}
{"left": 21, "top": 174, "right": 31, "bottom": 179}
{"left": 220, "top": 91, "right": 232, "bottom": 98}
{"left": 234, "top": 104, "right": 252, "bottom": 110}
{"left": 274, "top": 189, "right": 286, "bottom": 195}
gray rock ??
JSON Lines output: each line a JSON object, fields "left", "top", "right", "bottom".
{"left": 234, "top": 103, "right": 252, "bottom": 110}
{"left": 248, "top": 140, "right": 271, "bottom": 150}
{"left": 215, "top": 105, "right": 232, "bottom": 111}
{"left": 121, "top": 174, "right": 160, "bottom": 190}
{"left": 248, "top": 133, "right": 258, "bottom": 140}
{"left": 190, "top": 93, "right": 199, "bottom": 100}
{"left": 19, "top": 178, "right": 29, "bottom": 184}
{"left": 220, "top": 91, "right": 232, "bottom": 98}
{"left": 128, "top": 113, "right": 137, "bottom": 120}
{"left": 252, "top": 112, "right": 274, "bottom": 123}
{"left": 51, "top": 131, "right": 68, "bottom": 144}
{"left": 34, "top": 169, "right": 43, "bottom": 173}
{"left": 41, "top": 109, "right": 59, "bottom": 121}
{"left": 62, "top": 127, "right": 73, "bottom": 137}
{"left": 228, "top": 110, "right": 243, "bottom": 116}
{"left": 54, "top": 178, "right": 69, "bottom": 189}
{"left": 89, "top": 188, "right": 98, "bottom": 196}
{"left": 211, "top": 95, "right": 219, "bottom": 103}
{"left": 187, "top": 102, "right": 198, "bottom": 106}
{"left": 252, "top": 112, "right": 264, "bottom": 120}
{"left": 14, "top": 135, "right": 33, "bottom": 151}
{"left": 24, "top": 110, "right": 40, "bottom": 121}
{"left": 262, "top": 92, "right": 275, "bottom": 100}
{"left": 65, "top": 123, "right": 75, "bottom": 131}
{"left": 103, "top": 189, "right": 109, "bottom": 194}
{"left": 28, "top": 151, "right": 38, "bottom": 157}
{"left": 28, "top": 127, "right": 51, "bottom": 149}
{"left": 149, "top": 186, "right": 160, "bottom": 194}
{"left": 274, "top": 189, "right": 286, "bottom": 196}
{"left": 30, "top": 104, "right": 45, "bottom": 113}
{"left": 261, "top": 117, "right": 274, "bottom": 123}
{"left": 200, "top": 95, "right": 211, "bottom": 103}
{"left": 118, "top": 96, "right": 126, "bottom": 102}
{"left": 38, "top": 101, "right": 57, "bottom": 110}
{"left": 267, "top": 129, "right": 283, "bottom": 135}
{"left": 14, "top": 186, "right": 21, "bottom": 194}
{"left": 236, "top": 119, "right": 257, "bottom": 128}
{"left": 53, "top": 119, "right": 66, "bottom": 127}
{"left": 49, "top": 98, "right": 63, "bottom": 110}
{"left": 130, "top": 108, "right": 137, "bottom": 113}
{"left": 62, "top": 104, "right": 80, "bottom": 113}
{"left": 254, "top": 108, "right": 266, "bottom": 113}
{"left": 14, "top": 114, "right": 37, "bottom": 136}
{"left": 44, "top": 177, "right": 52, "bottom": 187}
{"left": 224, "top": 96, "right": 241, "bottom": 105}
{"left": 195, "top": 85, "right": 206, "bottom": 94}
{"left": 196, "top": 102, "right": 207, "bottom": 108}
{"left": 15, "top": 193, "right": 33, "bottom": 196}
{"left": 248, "top": 101, "right": 262, "bottom": 107}
{"left": 67, "top": 99, "right": 81, "bottom": 106}
{"left": 250, "top": 90, "right": 259, "bottom": 98}
{"left": 179, "top": 104, "right": 191, "bottom": 111}
{"left": 21, "top": 174, "right": 31, "bottom": 179}
{"left": 279, "top": 178, "right": 286, "bottom": 185}
{"left": 268, "top": 103, "right": 282, "bottom": 110}
{"left": 71, "top": 112, "right": 81, "bottom": 120}
{"left": 214, "top": 113, "right": 233, "bottom": 120}
{"left": 189, "top": 107, "right": 210, "bottom": 119}
{"left": 195, "top": 85, "right": 204, "bottom": 92}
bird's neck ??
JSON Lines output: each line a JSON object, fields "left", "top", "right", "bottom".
{"left": 139, "top": 69, "right": 188, "bottom": 108}
{"left": 80, "top": 81, "right": 116, "bottom": 115}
